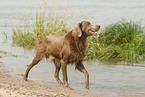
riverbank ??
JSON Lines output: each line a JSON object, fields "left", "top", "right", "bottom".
{"left": 1, "top": 62, "right": 145, "bottom": 97}
{"left": 0, "top": 62, "right": 101, "bottom": 97}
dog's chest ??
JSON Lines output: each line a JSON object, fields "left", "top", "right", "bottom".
{"left": 62, "top": 40, "right": 86, "bottom": 63}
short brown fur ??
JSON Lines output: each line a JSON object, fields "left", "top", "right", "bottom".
{"left": 23, "top": 21, "right": 101, "bottom": 89}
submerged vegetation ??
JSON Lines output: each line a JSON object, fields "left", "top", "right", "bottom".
{"left": 86, "top": 20, "right": 145, "bottom": 63}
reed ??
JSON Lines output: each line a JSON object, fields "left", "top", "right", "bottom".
{"left": 12, "top": 11, "right": 70, "bottom": 48}
{"left": 85, "top": 20, "right": 145, "bottom": 63}
{"left": 12, "top": 0, "right": 71, "bottom": 48}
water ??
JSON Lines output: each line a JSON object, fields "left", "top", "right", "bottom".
{"left": 0, "top": 0, "right": 145, "bottom": 95}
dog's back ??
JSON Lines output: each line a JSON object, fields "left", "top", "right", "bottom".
{"left": 37, "top": 35, "right": 64, "bottom": 59}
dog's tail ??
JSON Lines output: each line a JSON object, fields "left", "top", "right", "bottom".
{"left": 35, "top": 33, "right": 40, "bottom": 47}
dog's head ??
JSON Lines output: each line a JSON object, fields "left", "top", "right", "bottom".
{"left": 72, "top": 21, "right": 101, "bottom": 37}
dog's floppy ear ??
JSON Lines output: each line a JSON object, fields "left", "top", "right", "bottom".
{"left": 72, "top": 22, "right": 82, "bottom": 37}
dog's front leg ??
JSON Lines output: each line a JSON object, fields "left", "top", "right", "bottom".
{"left": 75, "top": 61, "right": 89, "bottom": 89}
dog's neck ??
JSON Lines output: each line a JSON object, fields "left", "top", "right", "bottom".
{"left": 65, "top": 31, "right": 87, "bottom": 55}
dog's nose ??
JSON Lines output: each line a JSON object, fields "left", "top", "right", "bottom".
{"left": 99, "top": 25, "right": 101, "bottom": 28}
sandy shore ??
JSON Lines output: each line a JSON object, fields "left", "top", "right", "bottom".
{"left": 0, "top": 63, "right": 102, "bottom": 97}
{"left": 0, "top": 62, "right": 145, "bottom": 97}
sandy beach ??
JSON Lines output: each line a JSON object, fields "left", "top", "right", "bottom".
{"left": 1, "top": 62, "right": 145, "bottom": 97}
{"left": 0, "top": 62, "right": 102, "bottom": 97}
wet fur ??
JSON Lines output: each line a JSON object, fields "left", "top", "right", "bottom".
{"left": 23, "top": 21, "right": 101, "bottom": 89}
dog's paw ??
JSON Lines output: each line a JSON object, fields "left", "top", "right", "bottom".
{"left": 85, "top": 85, "right": 89, "bottom": 90}
{"left": 59, "top": 83, "right": 63, "bottom": 87}
{"left": 63, "top": 84, "right": 73, "bottom": 90}
{"left": 23, "top": 77, "right": 28, "bottom": 81}
{"left": 65, "top": 86, "right": 73, "bottom": 90}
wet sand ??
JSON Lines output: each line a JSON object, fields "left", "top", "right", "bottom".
{"left": 0, "top": 63, "right": 101, "bottom": 97}
{"left": 0, "top": 62, "right": 145, "bottom": 97}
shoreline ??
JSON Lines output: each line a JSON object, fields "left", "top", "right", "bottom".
{"left": 0, "top": 63, "right": 101, "bottom": 97}
{"left": 0, "top": 62, "right": 145, "bottom": 97}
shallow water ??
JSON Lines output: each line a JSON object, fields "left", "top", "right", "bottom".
{"left": 0, "top": 0, "right": 145, "bottom": 95}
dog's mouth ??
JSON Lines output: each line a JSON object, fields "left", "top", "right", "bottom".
{"left": 88, "top": 25, "right": 101, "bottom": 36}
{"left": 88, "top": 31, "right": 98, "bottom": 35}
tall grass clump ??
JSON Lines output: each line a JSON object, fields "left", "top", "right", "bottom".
{"left": 12, "top": 0, "right": 71, "bottom": 48}
{"left": 85, "top": 20, "right": 145, "bottom": 63}
{"left": 12, "top": 12, "right": 70, "bottom": 48}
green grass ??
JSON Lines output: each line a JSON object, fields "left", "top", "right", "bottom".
{"left": 85, "top": 20, "right": 145, "bottom": 63}
{"left": 12, "top": 0, "right": 71, "bottom": 48}
{"left": 12, "top": 12, "right": 70, "bottom": 48}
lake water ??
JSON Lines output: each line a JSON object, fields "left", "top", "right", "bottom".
{"left": 0, "top": 0, "right": 145, "bottom": 96}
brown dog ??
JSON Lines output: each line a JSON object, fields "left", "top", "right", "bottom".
{"left": 23, "top": 21, "right": 101, "bottom": 89}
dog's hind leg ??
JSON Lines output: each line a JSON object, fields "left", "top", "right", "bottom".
{"left": 23, "top": 52, "right": 44, "bottom": 81}
{"left": 75, "top": 61, "right": 89, "bottom": 89}
{"left": 61, "top": 62, "right": 72, "bottom": 89}
{"left": 54, "top": 59, "right": 63, "bottom": 86}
